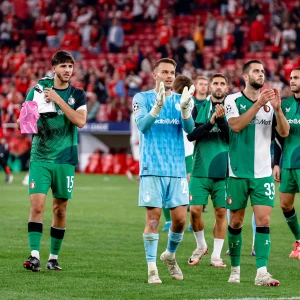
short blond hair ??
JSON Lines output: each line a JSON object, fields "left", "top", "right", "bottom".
{"left": 153, "top": 58, "right": 177, "bottom": 71}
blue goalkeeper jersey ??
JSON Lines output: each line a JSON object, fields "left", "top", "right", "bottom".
{"left": 133, "top": 89, "right": 193, "bottom": 177}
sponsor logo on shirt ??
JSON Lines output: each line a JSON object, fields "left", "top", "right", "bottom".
{"left": 250, "top": 118, "right": 271, "bottom": 125}
{"left": 210, "top": 127, "right": 221, "bottom": 133}
{"left": 287, "top": 119, "right": 300, "bottom": 124}
{"left": 154, "top": 118, "right": 180, "bottom": 124}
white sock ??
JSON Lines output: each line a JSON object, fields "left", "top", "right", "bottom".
{"left": 257, "top": 266, "right": 267, "bottom": 276}
{"left": 211, "top": 238, "right": 224, "bottom": 259}
{"left": 193, "top": 230, "right": 207, "bottom": 249}
{"left": 31, "top": 250, "right": 40, "bottom": 260}
{"left": 49, "top": 254, "right": 58, "bottom": 260}
{"left": 165, "top": 249, "right": 175, "bottom": 259}
{"left": 231, "top": 266, "right": 240, "bottom": 273}
{"left": 147, "top": 262, "right": 157, "bottom": 274}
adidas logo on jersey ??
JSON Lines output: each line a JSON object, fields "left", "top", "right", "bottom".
{"left": 250, "top": 119, "right": 271, "bottom": 125}
{"left": 287, "top": 119, "right": 300, "bottom": 124}
{"left": 154, "top": 118, "right": 180, "bottom": 125}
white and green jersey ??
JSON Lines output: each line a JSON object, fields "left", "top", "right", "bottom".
{"left": 225, "top": 91, "right": 275, "bottom": 178}
{"left": 281, "top": 96, "right": 300, "bottom": 169}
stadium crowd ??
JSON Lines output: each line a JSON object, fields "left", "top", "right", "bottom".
{"left": 0, "top": 0, "right": 299, "bottom": 173}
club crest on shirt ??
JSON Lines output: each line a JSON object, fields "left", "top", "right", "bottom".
{"left": 30, "top": 181, "right": 36, "bottom": 189}
{"left": 227, "top": 197, "right": 232, "bottom": 205}
{"left": 68, "top": 96, "right": 75, "bottom": 105}
{"left": 263, "top": 105, "right": 270, "bottom": 113}
{"left": 175, "top": 103, "right": 181, "bottom": 111}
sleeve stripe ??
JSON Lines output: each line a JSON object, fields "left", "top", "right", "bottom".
{"left": 76, "top": 105, "right": 87, "bottom": 111}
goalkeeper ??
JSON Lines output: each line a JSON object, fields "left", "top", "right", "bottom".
{"left": 132, "top": 58, "right": 194, "bottom": 284}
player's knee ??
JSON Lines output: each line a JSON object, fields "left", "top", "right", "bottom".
{"left": 172, "top": 217, "right": 185, "bottom": 231}
{"left": 190, "top": 205, "right": 202, "bottom": 217}
{"left": 256, "top": 215, "right": 270, "bottom": 227}
{"left": 215, "top": 207, "right": 226, "bottom": 220}
{"left": 53, "top": 205, "right": 67, "bottom": 220}
{"left": 280, "top": 201, "right": 293, "bottom": 212}
{"left": 148, "top": 219, "right": 159, "bottom": 230}
{"left": 30, "top": 205, "right": 44, "bottom": 216}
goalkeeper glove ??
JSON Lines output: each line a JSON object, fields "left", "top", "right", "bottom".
{"left": 180, "top": 85, "right": 195, "bottom": 119}
{"left": 150, "top": 81, "right": 165, "bottom": 118}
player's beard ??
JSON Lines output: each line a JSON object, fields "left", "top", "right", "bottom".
{"left": 56, "top": 72, "right": 70, "bottom": 83}
{"left": 249, "top": 76, "right": 264, "bottom": 90}
{"left": 291, "top": 85, "right": 300, "bottom": 93}
{"left": 212, "top": 91, "right": 225, "bottom": 100}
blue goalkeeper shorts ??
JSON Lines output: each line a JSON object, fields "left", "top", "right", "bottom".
{"left": 138, "top": 176, "right": 189, "bottom": 208}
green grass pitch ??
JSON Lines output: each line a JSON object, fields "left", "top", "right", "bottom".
{"left": 0, "top": 173, "right": 300, "bottom": 300}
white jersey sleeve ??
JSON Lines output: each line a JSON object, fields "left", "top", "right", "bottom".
{"left": 225, "top": 93, "right": 241, "bottom": 121}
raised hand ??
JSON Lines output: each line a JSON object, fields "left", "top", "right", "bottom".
{"left": 269, "top": 88, "right": 281, "bottom": 111}
{"left": 156, "top": 81, "right": 165, "bottom": 108}
{"left": 180, "top": 85, "right": 195, "bottom": 119}
{"left": 215, "top": 104, "right": 225, "bottom": 119}
{"left": 257, "top": 89, "right": 275, "bottom": 107}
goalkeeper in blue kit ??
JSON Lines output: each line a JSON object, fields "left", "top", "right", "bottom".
{"left": 132, "top": 58, "right": 195, "bottom": 284}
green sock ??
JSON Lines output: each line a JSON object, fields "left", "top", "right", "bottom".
{"left": 228, "top": 226, "right": 242, "bottom": 267}
{"left": 286, "top": 213, "right": 300, "bottom": 240}
{"left": 255, "top": 228, "right": 270, "bottom": 269}
{"left": 162, "top": 207, "right": 171, "bottom": 222}
{"left": 50, "top": 226, "right": 66, "bottom": 255}
{"left": 28, "top": 222, "right": 43, "bottom": 251}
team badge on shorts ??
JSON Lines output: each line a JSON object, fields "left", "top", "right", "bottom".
{"left": 227, "top": 197, "right": 232, "bottom": 205}
{"left": 29, "top": 181, "right": 36, "bottom": 189}
{"left": 189, "top": 194, "right": 193, "bottom": 201}
{"left": 68, "top": 96, "right": 75, "bottom": 105}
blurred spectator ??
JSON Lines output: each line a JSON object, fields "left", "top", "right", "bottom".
{"left": 175, "top": 37, "right": 189, "bottom": 71}
{"left": 61, "top": 27, "right": 81, "bottom": 60}
{"left": 45, "top": 15, "right": 60, "bottom": 49}
{"left": 219, "top": 0, "right": 229, "bottom": 15}
{"left": 34, "top": 15, "right": 48, "bottom": 45}
{"left": 272, "top": 0, "right": 289, "bottom": 28}
{"left": 1, "top": 0, "right": 14, "bottom": 16}
{"left": 204, "top": 12, "right": 217, "bottom": 46}
{"left": 80, "top": 21, "right": 92, "bottom": 48}
{"left": 52, "top": 6, "right": 67, "bottom": 41}
{"left": 77, "top": 7, "right": 94, "bottom": 25}
{"left": 296, "top": 21, "right": 300, "bottom": 52}
{"left": 89, "top": 20, "right": 105, "bottom": 53}
{"left": 108, "top": 4, "right": 122, "bottom": 27}
{"left": 0, "top": 16, "right": 12, "bottom": 48}
{"left": 125, "top": 70, "right": 142, "bottom": 97}
{"left": 175, "top": 0, "right": 192, "bottom": 16}
{"left": 144, "top": 0, "right": 160, "bottom": 22}
{"left": 120, "top": 5, "right": 133, "bottom": 33}
{"left": 216, "top": 15, "right": 232, "bottom": 44}
{"left": 246, "top": 0, "right": 263, "bottom": 24}
{"left": 270, "top": 25, "right": 282, "bottom": 59}
{"left": 132, "top": 0, "right": 145, "bottom": 22}
{"left": 233, "top": 19, "right": 244, "bottom": 58}
{"left": 221, "top": 25, "right": 235, "bottom": 60}
{"left": 107, "top": 19, "right": 124, "bottom": 53}
{"left": 290, "top": 0, "right": 300, "bottom": 24}
{"left": 87, "top": 93, "right": 100, "bottom": 122}
{"left": 270, "top": 74, "right": 285, "bottom": 91}
{"left": 193, "top": 23, "right": 204, "bottom": 68}
{"left": 249, "top": 15, "right": 264, "bottom": 52}
{"left": 116, "top": 0, "right": 129, "bottom": 11}
{"left": 282, "top": 22, "right": 297, "bottom": 54}
{"left": 141, "top": 53, "right": 155, "bottom": 74}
